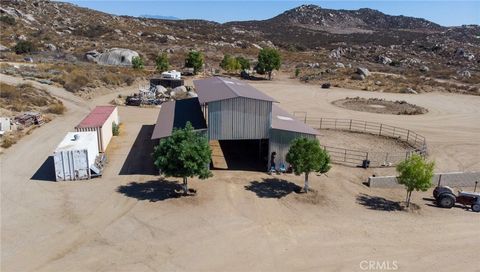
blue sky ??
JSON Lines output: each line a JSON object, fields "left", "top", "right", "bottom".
{"left": 61, "top": 1, "right": 479, "bottom": 26}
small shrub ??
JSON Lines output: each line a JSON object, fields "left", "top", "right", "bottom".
{"left": 101, "top": 74, "right": 122, "bottom": 85}
{"left": 132, "top": 56, "right": 144, "bottom": 70}
{"left": 46, "top": 103, "right": 66, "bottom": 114}
{"left": 295, "top": 68, "right": 301, "bottom": 77}
{"left": 13, "top": 41, "right": 36, "bottom": 54}
{"left": 1, "top": 136, "right": 17, "bottom": 148}
{"left": 123, "top": 75, "right": 135, "bottom": 86}
{"left": 0, "top": 15, "right": 16, "bottom": 26}
{"left": 112, "top": 122, "right": 120, "bottom": 136}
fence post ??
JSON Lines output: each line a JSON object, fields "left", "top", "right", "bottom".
{"left": 379, "top": 124, "right": 383, "bottom": 136}
{"left": 344, "top": 149, "right": 347, "bottom": 162}
{"left": 349, "top": 119, "right": 352, "bottom": 131}
{"left": 320, "top": 118, "right": 322, "bottom": 129}
{"left": 385, "top": 152, "right": 389, "bottom": 164}
{"left": 406, "top": 130, "right": 410, "bottom": 143}
{"left": 414, "top": 134, "right": 418, "bottom": 146}
{"left": 364, "top": 121, "right": 367, "bottom": 132}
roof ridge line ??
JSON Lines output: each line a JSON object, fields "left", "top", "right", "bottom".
{"left": 217, "top": 76, "right": 242, "bottom": 98}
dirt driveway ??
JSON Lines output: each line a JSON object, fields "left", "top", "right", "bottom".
{"left": 1, "top": 74, "right": 479, "bottom": 272}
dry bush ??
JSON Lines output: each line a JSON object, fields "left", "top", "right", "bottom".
{"left": 46, "top": 103, "right": 66, "bottom": 114}
{"left": 63, "top": 69, "right": 89, "bottom": 92}
{"left": 1, "top": 136, "right": 17, "bottom": 148}
{"left": 101, "top": 73, "right": 123, "bottom": 85}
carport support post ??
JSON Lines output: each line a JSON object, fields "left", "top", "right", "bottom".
{"left": 379, "top": 124, "right": 383, "bottom": 136}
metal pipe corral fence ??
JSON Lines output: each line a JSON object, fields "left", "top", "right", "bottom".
{"left": 294, "top": 113, "right": 428, "bottom": 167}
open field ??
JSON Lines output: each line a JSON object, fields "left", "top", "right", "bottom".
{"left": 1, "top": 74, "right": 479, "bottom": 271}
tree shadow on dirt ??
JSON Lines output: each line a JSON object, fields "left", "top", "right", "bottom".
{"left": 245, "top": 178, "right": 302, "bottom": 199}
{"left": 356, "top": 193, "right": 403, "bottom": 211}
{"left": 117, "top": 179, "right": 195, "bottom": 202}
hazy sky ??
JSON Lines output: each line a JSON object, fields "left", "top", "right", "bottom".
{"left": 61, "top": 1, "right": 479, "bottom": 26}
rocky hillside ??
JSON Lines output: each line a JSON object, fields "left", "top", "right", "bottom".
{"left": 0, "top": 1, "right": 479, "bottom": 93}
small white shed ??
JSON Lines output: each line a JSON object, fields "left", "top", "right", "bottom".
{"left": 75, "top": 106, "right": 119, "bottom": 152}
{"left": 54, "top": 131, "right": 100, "bottom": 181}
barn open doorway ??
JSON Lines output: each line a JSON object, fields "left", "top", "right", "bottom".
{"left": 210, "top": 139, "right": 269, "bottom": 171}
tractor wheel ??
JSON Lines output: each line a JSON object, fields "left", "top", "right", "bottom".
{"left": 471, "top": 203, "right": 480, "bottom": 213}
{"left": 437, "top": 193, "right": 456, "bottom": 208}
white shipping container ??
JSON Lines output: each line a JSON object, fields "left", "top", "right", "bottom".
{"left": 75, "top": 106, "right": 119, "bottom": 152}
{"left": 54, "top": 131, "right": 99, "bottom": 181}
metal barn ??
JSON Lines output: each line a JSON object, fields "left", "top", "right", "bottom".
{"left": 152, "top": 77, "right": 318, "bottom": 170}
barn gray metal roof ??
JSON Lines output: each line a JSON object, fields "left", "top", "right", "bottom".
{"left": 271, "top": 105, "right": 319, "bottom": 136}
{"left": 151, "top": 97, "right": 207, "bottom": 140}
{"left": 193, "top": 77, "right": 278, "bottom": 104}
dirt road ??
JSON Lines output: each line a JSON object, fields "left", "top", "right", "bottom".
{"left": 1, "top": 75, "right": 479, "bottom": 271}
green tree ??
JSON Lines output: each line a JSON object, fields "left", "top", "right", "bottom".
{"left": 219, "top": 54, "right": 241, "bottom": 73}
{"left": 256, "top": 47, "right": 281, "bottom": 80}
{"left": 286, "top": 138, "right": 331, "bottom": 192}
{"left": 236, "top": 56, "right": 251, "bottom": 70}
{"left": 13, "top": 41, "right": 36, "bottom": 54}
{"left": 131, "top": 56, "right": 144, "bottom": 70}
{"left": 153, "top": 122, "right": 212, "bottom": 195}
{"left": 155, "top": 52, "right": 169, "bottom": 73}
{"left": 185, "top": 50, "right": 204, "bottom": 74}
{"left": 396, "top": 154, "right": 435, "bottom": 207}
{"left": 295, "top": 68, "right": 301, "bottom": 77}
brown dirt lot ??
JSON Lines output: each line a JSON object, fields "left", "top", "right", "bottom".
{"left": 1, "top": 73, "right": 479, "bottom": 272}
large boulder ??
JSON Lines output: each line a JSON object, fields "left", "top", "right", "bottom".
{"left": 85, "top": 50, "right": 101, "bottom": 62}
{"left": 96, "top": 48, "right": 139, "bottom": 66}
{"left": 377, "top": 55, "right": 392, "bottom": 65}
{"left": 85, "top": 48, "right": 140, "bottom": 66}
{"left": 458, "top": 69, "right": 471, "bottom": 78}
{"left": 356, "top": 67, "right": 370, "bottom": 77}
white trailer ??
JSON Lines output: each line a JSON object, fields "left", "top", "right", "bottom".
{"left": 54, "top": 131, "right": 100, "bottom": 181}
{"left": 75, "top": 106, "right": 119, "bottom": 152}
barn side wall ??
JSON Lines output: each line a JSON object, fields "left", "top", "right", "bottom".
{"left": 208, "top": 97, "right": 272, "bottom": 140}
{"left": 268, "top": 129, "right": 315, "bottom": 169}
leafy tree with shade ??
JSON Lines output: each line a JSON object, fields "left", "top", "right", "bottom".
{"left": 286, "top": 138, "right": 331, "bottom": 192}
{"left": 219, "top": 54, "right": 241, "bottom": 73}
{"left": 256, "top": 47, "right": 281, "bottom": 80}
{"left": 153, "top": 122, "right": 212, "bottom": 195}
{"left": 236, "top": 56, "right": 251, "bottom": 70}
{"left": 396, "top": 154, "right": 434, "bottom": 207}
{"left": 155, "top": 52, "right": 169, "bottom": 73}
{"left": 131, "top": 56, "right": 144, "bottom": 70}
{"left": 185, "top": 50, "right": 204, "bottom": 74}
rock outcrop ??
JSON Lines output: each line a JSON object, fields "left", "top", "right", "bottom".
{"left": 85, "top": 48, "right": 140, "bottom": 66}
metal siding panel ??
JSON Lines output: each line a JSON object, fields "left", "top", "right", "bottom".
{"left": 207, "top": 97, "right": 272, "bottom": 140}
{"left": 268, "top": 129, "right": 315, "bottom": 168}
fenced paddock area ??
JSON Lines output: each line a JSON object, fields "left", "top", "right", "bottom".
{"left": 293, "top": 113, "right": 427, "bottom": 167}
{"left": 368, "top": 171, "right": 480, "bottom": 188}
